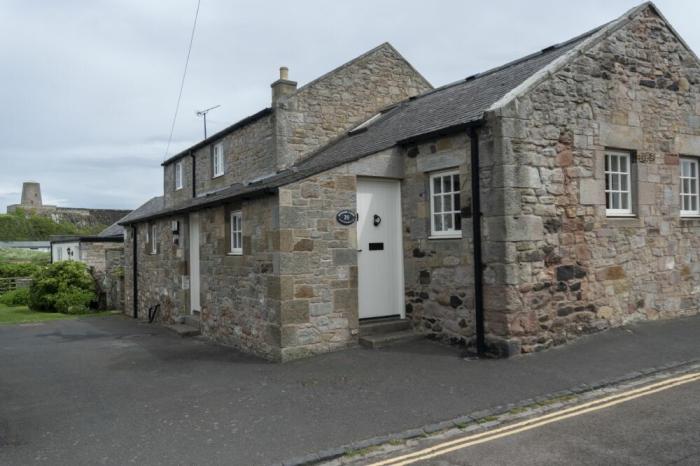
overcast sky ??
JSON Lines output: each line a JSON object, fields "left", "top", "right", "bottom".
{"left": 1, "top": 0, "right": 698, "bottom": 212}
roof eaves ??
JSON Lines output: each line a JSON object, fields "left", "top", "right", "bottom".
{"left": 397, "top": 121, "right": 484, "bottom": 146}
{"left": 120, "top": 187, "right": 279, "bottom": 225}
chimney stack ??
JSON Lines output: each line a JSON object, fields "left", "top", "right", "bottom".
{"left": 271, "top": 66, "right": 297, "bottom": 107}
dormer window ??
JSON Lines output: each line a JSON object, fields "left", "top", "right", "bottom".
{"left": 175, "top": 161, "right": 183, "bottom": 190}
{"left": 213, "top": 142, "right": 225, "bottom": 178}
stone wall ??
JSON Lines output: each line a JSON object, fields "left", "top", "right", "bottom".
{"left": 124, "top": 217, "right": 188, "bottom": 324}
{"left": 197, "top": 197, "right": 281, "bottom": 360}
{"left": 81, "top": 240, "right": 124, "bottom": 310}
{"left": 274, "top": 43, "right": 432, "bottom": 169}
{"left": 277, "top": 170, "right": 359, "bottom": 361}
{"left": 163, "top": 115, "right": 275, "bottom": 209}
{"left": 484, "top": 7, "right": 700, "bottom": 354}
{"left": 103, "top": 248, "right": 124, "bottom": 310}
{"left": 82, "top": 241, "right": 122, "bottom": 273}
{"left": 163, "top": 155, "right": 193, "bottom": 208}
{"left": 401, "top": 134, "right": 476, "bottom": 347}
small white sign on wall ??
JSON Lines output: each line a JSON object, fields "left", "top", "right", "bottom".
{"left": 181, "top": 275, "right": 190, "bottom": 290}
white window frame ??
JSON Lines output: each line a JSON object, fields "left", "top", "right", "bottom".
{"left": 605, "top": 150, "right": 634, "bottom": 217}
{"left": 150, "top": 224, "right": 157, "bottom": 254}
{"left": 229, "top": 210, "right": 242, "bottom": 255}
{"left": 175, "top": 161, "right": 183, "bottom": 190}
{"left": 213, "top": 142, "right": 225, "bottom": 178}
{"left": 680, "top": 157, "right": 700, "bottom": 217}
{"left": 429, "top": 170, "right": 462, "bottom": 239}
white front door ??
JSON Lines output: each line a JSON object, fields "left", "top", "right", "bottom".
{"left": 189, "top": 212, "right": 201, "bottom": 314}
{"left": 356, "top": 178, "right": 404, "bottom": 319}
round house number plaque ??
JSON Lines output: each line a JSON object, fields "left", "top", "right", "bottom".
{"left": 336, "top": 209, "right": 356, "bottom": 226}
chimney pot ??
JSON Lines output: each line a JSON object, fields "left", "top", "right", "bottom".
{"left": 271, "top": 66, "right": 297, "bottom": 107}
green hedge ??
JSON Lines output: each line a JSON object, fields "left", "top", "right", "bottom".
{"left": 0, "top": 262, "right": 40, "bottom": 278}
{"left": 28, "top": 261, "right": 96, "bottom": 314}
{"left": 0, "top": 288, "right": 29, "bottom": 306}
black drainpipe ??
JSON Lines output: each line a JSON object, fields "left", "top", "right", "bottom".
{"left": 469, "top": 126, "right": 486, "bottom": 356}
{"left": 190, "top": 150, "right": 196, "bottom": 198}
{"left": 132, "top": 225, "right": 138, "bottom": 319}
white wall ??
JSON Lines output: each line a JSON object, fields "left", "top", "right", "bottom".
{"left": 51, "top": 242, "right": 80, "bottom": 262}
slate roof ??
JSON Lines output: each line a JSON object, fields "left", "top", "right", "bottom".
{"left": 98, "top": 220, "right": 125, "bottom": 238}
{"left": 120, "top": 8, "right": 643, "bottom": 225}
{"left": 118, "top": 196, "right": 165, "bottom": 225}
{"left": 303, "top": 25, "right": 607, "bottom": 168}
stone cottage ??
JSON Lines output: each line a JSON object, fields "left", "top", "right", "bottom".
{"left": 121, "top": 2, "right": 700, "bottom": 361}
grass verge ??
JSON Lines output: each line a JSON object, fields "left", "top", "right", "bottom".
{"left": 0, "top": 304, "right": 116, "bottom": 325}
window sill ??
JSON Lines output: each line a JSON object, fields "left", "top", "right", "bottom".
{"left": 680, "top": 214, "right": 700, "bottom": 219}
{"left": 605, "top": 213, "right": 636, "bottom": 218}
{"left": 429, "top": 234, "right": 462, "bottom": 240}
{"left": 212, "top": 174, "right": 225, "bottom": 179}
{"left": 175, "top": 187, "right": 183, "bottom": 191}
{"left": 227, "top": 252, "right": 243, "bottom": 256}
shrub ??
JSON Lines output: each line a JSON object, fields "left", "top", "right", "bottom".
{"left": 28, "top": 261, "right": 96, "bottom": 313}
{"left": 0, "top": 287, "right": 30, "bottom": 306}
{"left": 0, "top": 262, "right": 40, "bottom": 278}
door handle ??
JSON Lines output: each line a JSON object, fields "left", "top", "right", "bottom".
{"left": 357, "top": 249, "right": 363, "bottom": 252}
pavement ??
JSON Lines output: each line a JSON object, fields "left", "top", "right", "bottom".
{"left": 1, "top": 314, "right": 700, "bottom": 465}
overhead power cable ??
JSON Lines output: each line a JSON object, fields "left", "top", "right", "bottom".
{"left": 164, "top": 0, "right": 201, "bottom": 159}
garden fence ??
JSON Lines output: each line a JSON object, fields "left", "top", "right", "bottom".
{"left": 0, "top": 277, "right": 33, "bottom": 294}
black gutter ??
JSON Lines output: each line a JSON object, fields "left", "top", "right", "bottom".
{"left": 469, "top": 125, "right": 486, "bottom": 356}
{"left": 190, "top": 150, "right": 196, "bottom": 198}
{"left": 132, "top": 225, "right": 138, "bottom": 319}
{"left": 51, "top": 237, "right": 124, "bottom": 244}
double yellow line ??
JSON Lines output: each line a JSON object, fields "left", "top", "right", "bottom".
{"left": 368, "top": 371, "right": 700, "bottom": 466}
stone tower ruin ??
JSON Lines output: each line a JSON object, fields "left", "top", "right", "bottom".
{"left": 19, "top": 181, "right": 42, "bottom": 208}
{"left": 5, "top": 181, "right": 130, "bottom": 230}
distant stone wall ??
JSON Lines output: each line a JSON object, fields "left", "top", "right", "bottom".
{"left": 483, "top": 7, "right": 700, "bottom": 354}
{"left": 50, "top": 207, "right": 130, "bottom": 229}
{"left": 7, "top": 204, "right": 130, "bottom": 230}
{"left": 77, "top": 241, "right": 125, "bottom": 310}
